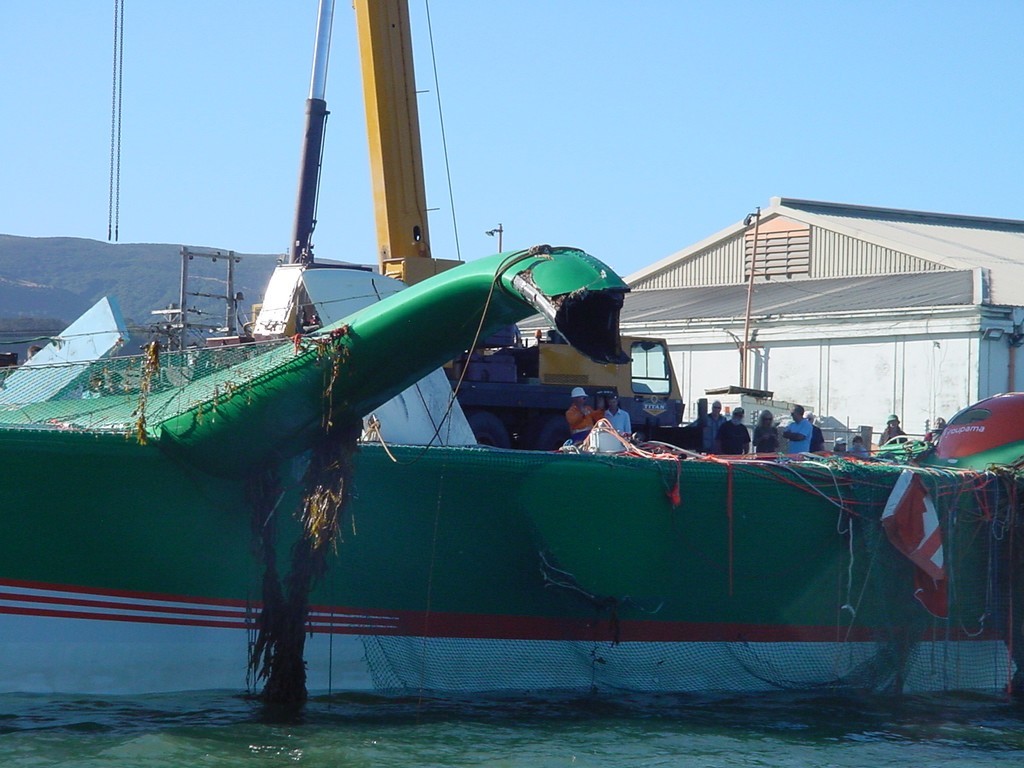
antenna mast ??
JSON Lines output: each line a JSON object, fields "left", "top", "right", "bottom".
{"left": 289, "top": 0, "right": 336, "bottom": 264}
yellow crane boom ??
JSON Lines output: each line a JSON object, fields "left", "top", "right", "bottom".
{"left": 353, "top": 0, "right": 460, "bottom": 284}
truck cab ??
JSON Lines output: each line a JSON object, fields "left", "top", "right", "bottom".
{"left": 449, "top": 329, "right": 684, "bottom": 450}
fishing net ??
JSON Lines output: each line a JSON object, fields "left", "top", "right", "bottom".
{"left": 0, "top": 339, "right": 298, "bottom": 435}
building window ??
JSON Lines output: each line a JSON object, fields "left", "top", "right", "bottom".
{"left": 631, "top": 340, "right": 672, "bottom": 395}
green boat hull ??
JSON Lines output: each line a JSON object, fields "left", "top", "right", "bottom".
{"left": 0, "top": 428, "right": 1017, "bottom": 695}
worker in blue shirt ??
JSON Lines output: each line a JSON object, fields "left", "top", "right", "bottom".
{"left": 782, "top": 404, "right": 813, "bottom": 453}
{"left": 690, "top": 399, "right": 726, "bottom": 453}
{"left": 603, "top": 392, "right": 632, "bottom": 435}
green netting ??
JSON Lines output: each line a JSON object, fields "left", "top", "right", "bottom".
{"left": 338, "top": 445, "right": 1022, "bottom": 695}
{"left": 0, "top": 339, "right": 296, "bottom": 434}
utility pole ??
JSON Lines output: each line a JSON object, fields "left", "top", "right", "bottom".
{"left": 740, "top": 207, "right": 761, "bottom": 388}
{"left": 485, "top": 223, "right": 504, "bottom": 252}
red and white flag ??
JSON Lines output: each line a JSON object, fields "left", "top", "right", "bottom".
{"left": 881, "top": 469, "right": 947, "bottom": 618}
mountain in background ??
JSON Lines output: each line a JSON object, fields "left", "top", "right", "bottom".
{"left": 0, "top": 234, "right": 282, "bottom": 329}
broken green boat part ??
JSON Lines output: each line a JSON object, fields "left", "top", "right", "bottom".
{"left": 155, "top": 245, "right": 629, "bottom": 475}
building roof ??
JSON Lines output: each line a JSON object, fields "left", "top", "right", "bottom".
{"left": 628, "top": 197, "right": 1024, "bottom": 306}
{"left": 620, "top": 269, "right": 977, "bottom": 326}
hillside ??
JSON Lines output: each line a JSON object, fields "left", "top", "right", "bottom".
{"left": 0, "top": 234, "right": 282, "bottom": 328}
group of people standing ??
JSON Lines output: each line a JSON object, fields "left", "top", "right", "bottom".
{"left": 692, "top": 400, "right": 754, "bottom": 455}
{"left": 691, "top": 401, "right": 866, "bottom": 457}
{"left": 692, "top": 400, "right": 827, "bottom": 456}
{"left": 567, "top": 387, "right": 938, "bottom": 458}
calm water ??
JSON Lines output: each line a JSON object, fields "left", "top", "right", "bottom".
{"left": 1, "top": 690, "right": 1023, "bottom": 767}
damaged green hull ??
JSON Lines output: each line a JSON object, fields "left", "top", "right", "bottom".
{"left": 0, "top": 428, "right": 1017, "bottom": 694}
{"left": 156, "top": 247, "right": 627, "bottom": 475}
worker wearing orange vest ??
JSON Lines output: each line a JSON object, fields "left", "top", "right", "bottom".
{"left": 565, "top": 386, "right": 604, "bottom": 443}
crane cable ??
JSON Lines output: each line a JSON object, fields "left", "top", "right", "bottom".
{"left": 423, "top": 0, "right": 461, "bottom": 262}
{"left": 108, "top": 0, "right": 125, "bottom": 241}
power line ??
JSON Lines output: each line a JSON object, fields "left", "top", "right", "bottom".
{"left": 108, "top": 0, "right": 125, "bottom": 241}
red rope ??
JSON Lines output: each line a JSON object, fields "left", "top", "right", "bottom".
{"left": 726, "top": 461, "right": 735, "bottom": 597}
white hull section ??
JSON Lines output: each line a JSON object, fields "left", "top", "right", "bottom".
{"left": 0, "top": 612, "right": 1010, "bottom": 696}
{"left": 0, "top": 614, "right": 376, "bottom": 695}
{"left": 2, "top": 613, "right": 256, "bottom": 695}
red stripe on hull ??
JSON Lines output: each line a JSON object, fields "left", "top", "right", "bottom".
{"left": 0, "top": 580, "right": 399, "bottom": 633}
{"left": 379, "top": 610, "right": 880, "bottom": 643}
{"left": 2, "top": 579, "right": 1004, "bottom": 644}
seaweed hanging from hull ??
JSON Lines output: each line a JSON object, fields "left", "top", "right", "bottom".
{"left": 248, "top": 418, "right": 361, "bottom": 705}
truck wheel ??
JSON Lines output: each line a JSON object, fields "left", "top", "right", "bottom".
{"left": 526, "top": 414, "right": 570, "bottom": 451}
{"left": 466, "top": 410, "right": 511, "bottom": 448}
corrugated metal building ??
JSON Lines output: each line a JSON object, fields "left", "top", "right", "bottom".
{"left": 622, "top": 197, "right": 1024, "bottom": 439}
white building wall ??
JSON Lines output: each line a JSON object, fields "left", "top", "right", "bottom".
{"left": 673, "top": 347, "right": 740, "bottom": 411}
{"left": 901, "top": 336, "right": 975, "bottom": 429}
{"left": 749, "top": 343, "right": 821, "bottom": 412}
{"left": 818, "top": 340, "right": 893, "bottom": 426}
{"left": 977, "top": 307, "right": 1024, "bottom": 395}
{"left": 979, "top": 335, "right": 1010, "bottom": 397}
{"left": 652, "top": 314, "right": 984, "bottom": 442}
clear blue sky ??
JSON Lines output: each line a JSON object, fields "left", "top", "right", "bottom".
{"left": 2, "top": 1, "right": 1022, "bottom": 281}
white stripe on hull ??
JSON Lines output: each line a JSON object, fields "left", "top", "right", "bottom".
{"left": 0, "top": 582, "right": 400, "bottom": 632}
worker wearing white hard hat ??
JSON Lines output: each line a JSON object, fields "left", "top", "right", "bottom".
{"left": 565, "top": 387, "right": 604, "bottom": 443}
